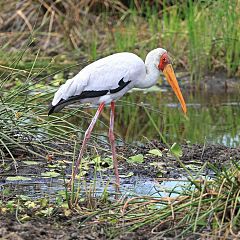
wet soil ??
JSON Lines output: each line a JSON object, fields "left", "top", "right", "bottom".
{"left": 0, "top": 216, "right": 163, "bottom": 240}
{"left": 0, "top": 214, "right": 108, "bottom": 240}
{"left": 1, "top": 142, "right": 240, "bottom": 239}
{"left": 1, "top": 142, "right": 240, "bottom": 180}
{"left": 117, "top": 141, "right": 240, "bottom": 178}
{"left": 0, "top": 211, "right": 206, "bottom": 240}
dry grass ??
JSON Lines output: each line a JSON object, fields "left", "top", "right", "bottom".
{"left": 0, "top": 0, "right": 239, "bottom": 77}
{"left": 0, "top": 0, "right": 127, "bottom": 53}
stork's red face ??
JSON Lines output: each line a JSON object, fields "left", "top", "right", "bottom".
{"left": 158, "top": 52, "right": 170, "bottom": 71}
{"left": 158, "top": 53, "right": 187, "bottom": 114}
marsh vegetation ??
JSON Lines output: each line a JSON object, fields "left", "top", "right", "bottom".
{"left": 0, "top": 0, "right": 240, "bottom": 239}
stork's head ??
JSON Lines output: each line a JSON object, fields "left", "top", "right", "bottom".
{"left": 146, "top": 48, "right": 187, "bottom": 114}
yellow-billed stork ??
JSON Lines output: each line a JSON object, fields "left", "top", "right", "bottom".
{"left": 48, "top": 48, "right": 187, "bottom": 190}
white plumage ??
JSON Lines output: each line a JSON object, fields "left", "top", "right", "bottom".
{"left": 48, "top": 49, "right": 171, "bottom": 114}
{"left": 50, "top": 52, "right": 146, "bottom": 111}
{"left": 49, "top": 48, "right": 187, "bottom": 190}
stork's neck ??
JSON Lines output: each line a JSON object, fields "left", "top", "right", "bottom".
{"left": 137, "top": 61, "right": 160, "bottom": 89}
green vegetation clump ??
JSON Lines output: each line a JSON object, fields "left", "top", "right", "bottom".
{"left": 0, "top": 47, "right": 86, "bottom": 165}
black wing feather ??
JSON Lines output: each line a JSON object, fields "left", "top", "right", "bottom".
{"left": 48, "top": 78, "right": 131, "bottom": 115}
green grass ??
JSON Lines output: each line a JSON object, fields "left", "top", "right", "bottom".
{"left": 0, "top": 49, "right": 89, "bottom": 167}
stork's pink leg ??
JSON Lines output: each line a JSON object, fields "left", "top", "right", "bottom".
{"left": 109, "top": 101, "right": 120, "bottom": 191}
{"left": 69, "top": 102, "right": 105, "bottom": 187}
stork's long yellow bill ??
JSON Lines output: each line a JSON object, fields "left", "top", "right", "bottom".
{"left": 163, "top": 64, "right": 187, "bottom": 114}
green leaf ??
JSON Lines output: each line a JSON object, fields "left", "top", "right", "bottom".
{"left": 24, "top": 201, "right": 36, "bottom": 209}
{"left": 196, "top": 217, "right": 207, "bottom": 226}
{"left": 20, "top": 214, "right": 31, "bottom": 222}
{"left": 148, "top": 149, "right": 163, "bottom": 157}
{"left": 23, "top": 161, "right": 39, "bottom": 165}
{"left": 92, "top": 156, "right": 101, "bottom": 164}
{"left": 41, "top": 171, "right": 60, "bottom": 178}
{"left": 40, "top": 207, "right": 54, "bottom": 216}
{"left": 149, "top": 162, "right": 164, "bottom": 169}
{"left": 102, "top": 157, "right": 113, "bottom": 166}
{"left": 170, "top": 143, "right": 183, "bottom": 157}
{"left": 6, "top": 200, "right": 15, "bottom": 209}
{"left": 127, "top": 154, "right": 144, "bottom": 164}
{"left": 47, "top": 164, "right": 65, "bottom": 169}
{"left": 76, "top": 170, "right": 87, "bottom": 177}
{"left": 6, "top": 176, "right": 31, "bottom": 181}
{"left": 156, "top": 172, "right": 163, "bottom": 177}
{"left": 120, "top": 171, "right": 134, "bottom": 178}
{"left": 17, "top": 195, "right": 31, "bottom": 201}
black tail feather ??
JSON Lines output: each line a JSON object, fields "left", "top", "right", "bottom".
{"left": 48, "top": 98, "right": 76, "bottom": 115}
{"left": 48, "top": 102, "right": 67, "bottom": 115}
{"left": 48, "top": 104, "right": 56, "bottom": 115}
{"left": 48, "top": 89, "right": 112, "bottom": 115}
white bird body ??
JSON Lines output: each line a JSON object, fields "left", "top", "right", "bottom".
{"left": 49, "top": 49, "right": 167, "bottom": 114}
{"left": 49, "top": 48, "right": 187, "bottom": 189}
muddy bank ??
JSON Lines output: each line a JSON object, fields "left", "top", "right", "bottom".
{"left": 117, "top": 142, "right": 240, "bottom": 178}
{"left": 0, "top": 214, "right": 158, "bottom": 240}
{"left": 0, "top": 215, "right": 108, "bottom": 240}
{"left": 1, "top": 142, "right": 240, "bottom": 182}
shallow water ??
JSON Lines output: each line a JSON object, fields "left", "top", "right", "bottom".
{"left": 68, "top": 86, "right": 240, "bottom": 147}
{"left": 1, "top": 176, "right": 190, "bottom": 200}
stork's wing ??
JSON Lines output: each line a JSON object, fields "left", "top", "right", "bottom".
{"left": 49, "top": 62, "right": 131, "bottom": 114}
{"left": 82, "top": 63, "right": 131, "bottom": 92}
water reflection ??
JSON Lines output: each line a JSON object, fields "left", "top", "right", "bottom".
{"left": 67, "top": 88, "right": 240, "bottom": 147}
{"left": 1, "top": 176, "right": 190, "bottom": 200}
